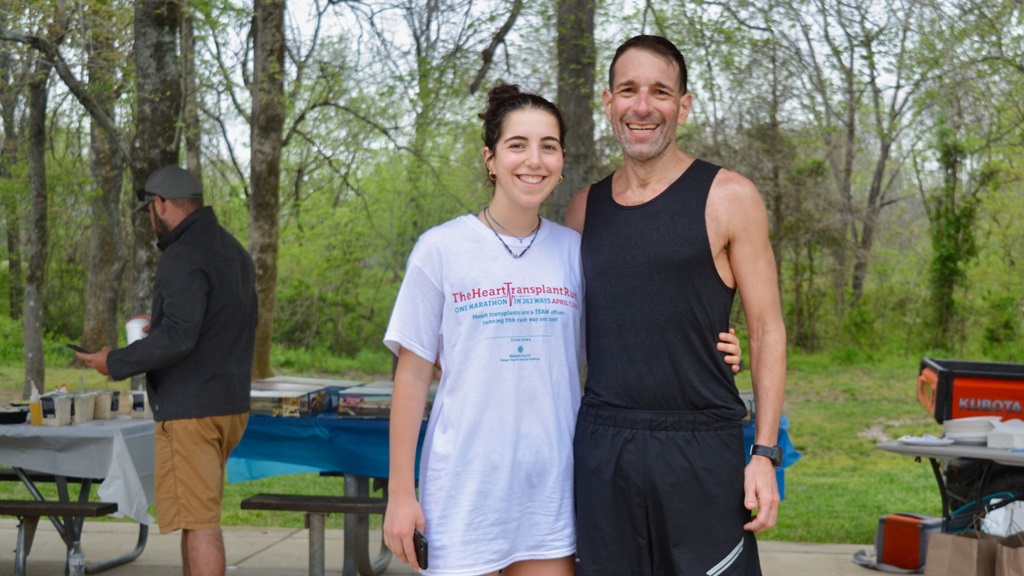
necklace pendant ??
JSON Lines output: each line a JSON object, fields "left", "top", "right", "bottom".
{"left": 483, "top": 208, "right": 539, "bottom": 259}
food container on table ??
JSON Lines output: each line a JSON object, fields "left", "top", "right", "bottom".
{"left": 109, "top": 390, "right": 121, "bottom": 415}
{"left": 92, "top": 390, "right": 118, "bottom": 419}
{"left": 71, "top": 393, "right": 96, "bottom": 424}
{"left": 335, "top": 382, "right": 404, "bottom": 419}
{"left": 0, "top": 407, "right": 27, "bottom": 425}
{"left": 250, "top": 380, "right": 334, "bottom": 417}
{"left": 41, "top": 394, "right": 72, "bottom": 426}
{"left": 336, "top": 390, "right": 393, "bottom": 418}
{"left": 130, "top": 390, "right": 152, "bottom": 419}
{"left": 987, "top": 419, "right": 1024, "bottom": 449}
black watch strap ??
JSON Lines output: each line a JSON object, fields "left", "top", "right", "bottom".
{"left": 750, "top": 444, "right": 782, "bottom": 468}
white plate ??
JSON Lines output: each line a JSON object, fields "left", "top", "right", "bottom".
{"left": 898, "top": 436, "right": 955, "bottom": 446}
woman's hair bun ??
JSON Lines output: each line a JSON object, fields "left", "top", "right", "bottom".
{"left": 480, "top": 84, "right": 521, "bottom": 121}
{"left": 487, "top": 84, "right": 521, "bottom": 106}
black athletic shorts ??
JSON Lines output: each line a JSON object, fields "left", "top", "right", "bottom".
{"left": 573, "top": 401, "right": 762, "bottom": 576}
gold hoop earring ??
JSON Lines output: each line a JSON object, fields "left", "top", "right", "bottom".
{"left": 489, "top": 172, "right": 496, "bottom": 182}
{"left": 558, "top": 174, "right": 564, "bottom": 184}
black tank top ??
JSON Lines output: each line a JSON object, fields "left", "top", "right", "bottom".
{"left": 580, "top": 159, "right": 745, "bottom": 419}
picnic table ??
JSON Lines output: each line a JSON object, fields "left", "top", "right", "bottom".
{"left": 228, "top": 398, "right": 427, "bottom": 576}
{"left": 0, "top": 417, "right": 154, "bottom": 574}
{"left": 877, "top": 441, "right": 1024, "bottom": 530}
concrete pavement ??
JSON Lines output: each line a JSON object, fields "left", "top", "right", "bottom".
{"left": 0, "top": 518, "right": 871, "bottom": 575}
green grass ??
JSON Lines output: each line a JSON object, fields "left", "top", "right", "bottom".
{"left": 0, "top": 352, "right": 954, "bottom": 543}
{"left": 758, "top": 352, "right": 945, "bottom": 543}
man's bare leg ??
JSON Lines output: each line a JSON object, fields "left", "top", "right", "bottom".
{"left": 182, "top": 528, "right": 225, "bottom": 576}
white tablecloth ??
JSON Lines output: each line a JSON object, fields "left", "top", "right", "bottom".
{"left": 0, "top": 417, "right": 155, "bottom": 524}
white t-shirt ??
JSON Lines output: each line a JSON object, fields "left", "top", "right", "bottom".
{"left": 384, "top": 214, "right": 583, "bottom": 575}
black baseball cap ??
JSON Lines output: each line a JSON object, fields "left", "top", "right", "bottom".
{"left": 133, "top": 166, "right": 204, "bottom": 213}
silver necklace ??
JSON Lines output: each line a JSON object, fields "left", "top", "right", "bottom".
{"left": 483, "top": 208, "right": 541, "bottom": 259}
{"left": 485, "top": 207, "right": 538, "bottom": 242}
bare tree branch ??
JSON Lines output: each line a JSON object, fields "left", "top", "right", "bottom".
{"left": 0, "top": 26, "right": 131, "bottom": 160}
{"left": 704, "top": 1, "right": 771, "bottom": 33}
{"left": 199, "top": 102, "right": 249, "bottom": 197}
{"left": 468, "top": 0, "right": 522, "bottom": 94}
{"left": 284, "top": 100, "right": 404, "bottom": 150}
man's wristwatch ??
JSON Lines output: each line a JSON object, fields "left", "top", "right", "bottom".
{"left": 750, "top": 444, "right": 783, "bottom": 468}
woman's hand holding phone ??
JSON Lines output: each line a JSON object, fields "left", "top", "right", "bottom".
{"left": 383, "top": 495, "right": 427, "bottom": 570}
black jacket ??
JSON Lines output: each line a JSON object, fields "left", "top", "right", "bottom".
{"left": 108, "top": 207, "right": 257, "bottom": 421}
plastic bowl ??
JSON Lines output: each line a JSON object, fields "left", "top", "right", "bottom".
{"left": 0, "top": 408, "right": 27, "bottom": 425}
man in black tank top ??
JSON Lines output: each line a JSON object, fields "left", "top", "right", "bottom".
{"left": 565, "top": 35, "right": 787, "bottom": 576}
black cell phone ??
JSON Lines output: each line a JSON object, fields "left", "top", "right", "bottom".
{"left": 67, "top": 343, "right": 91, "bottom": 354}
{"left": 413, "top": 529, "right": 428, "bottom": 569}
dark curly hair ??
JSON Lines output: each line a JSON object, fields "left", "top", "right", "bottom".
{"left": 479, "top": 84, "right": 566, "bottom": 155}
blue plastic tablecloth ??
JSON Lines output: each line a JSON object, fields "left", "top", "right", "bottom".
{"left": 229, "top": 413, "right": 800, "bottom": 499}
{"left": 227, "top": 414, "right": 426, "bottom": 482}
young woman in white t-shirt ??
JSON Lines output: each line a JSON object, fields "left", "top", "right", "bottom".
{"left": 384, "top": 84, "right": 580, "bottom": 576}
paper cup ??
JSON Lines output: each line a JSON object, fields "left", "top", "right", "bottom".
{"left": 126, "top": 318, "right": 150, "bottom": 345}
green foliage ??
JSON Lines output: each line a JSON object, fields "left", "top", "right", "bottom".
{"left": 0, "top": 315, "right": 24, "bottom": 364}
{"left": 924, "top": 120, "right": 981, "bottom": 352}
{"left": 981, "top": 293, "right": 1019, "bottom": 346}
{"left": 828, "top": 344, "right": 871, "bottom": 367}
{"left": 967, "top": 169, "right": 1024, "bottom": 360}
{"left": 272, "top": 124, "right": 486, "bottom": 355}
{"left": 839, "top": 299, "right": 875, "bottom": 350}
{"left": 0, "top": 315, "right": 108, "bottom": 376}
{"left": 272, "top": 346, "right": 392, "bottom": 376}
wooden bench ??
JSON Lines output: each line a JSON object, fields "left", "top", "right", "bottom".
{"left": 0, "top": 499, "right": 118, "bottom": 576}
{"left": 0, "top": 467, "right": 100, "bottom": 485}
{"left": 241, "top": 493, "right": 390, "bottom": 576}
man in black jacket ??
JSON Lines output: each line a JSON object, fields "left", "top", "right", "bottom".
{"left": 79, "top": 165, "right": 257, "bottom": 576}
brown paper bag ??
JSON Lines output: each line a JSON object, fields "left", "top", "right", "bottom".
{"left": 924, "top": 532, "right": 998, "bottom": 576}
{"left": 995, "top": 532, "right": 1024, "bottom": 576}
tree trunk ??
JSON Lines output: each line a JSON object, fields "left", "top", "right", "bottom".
{"left": 181, "top": 2, "right": 203, "bottom": 180}
{"left": 2, "top": 193, "right": 20, "bottom": 321}
{"left": 23, "top": 58, "right": 50, "bottom": 399}
{"left": 130, "top": 0, "right": 183, "bottom": 389}
{"left": 0, "top": 47, "right": 24, "bottom": 321}
{"left": 82, "top": 126, "right": 124, "bottom": 351}
{"left": 552, "top": 0, "right": 595, "bottom": 224}
{"left": 82, "top": 6, "right": 125, "bottom": 352}
{"left": 249, "top": 0, "right": 286, "bottom": 379}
